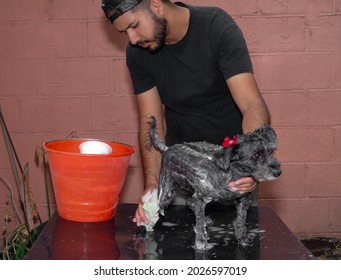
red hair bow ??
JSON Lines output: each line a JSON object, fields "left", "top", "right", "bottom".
{"left": 222, "top": 135, "right": 238, "bottom": 148}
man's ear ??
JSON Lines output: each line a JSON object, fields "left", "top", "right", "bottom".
{"left": 149, "top": 0, "right": 164, "bottom": 16}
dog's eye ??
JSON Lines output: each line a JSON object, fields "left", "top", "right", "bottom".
{"left": 251, "top": 151, "right": 263, "bottom": 161}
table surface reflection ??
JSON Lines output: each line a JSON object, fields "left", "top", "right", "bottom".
{"left": 25, "top": 203, "right": 314, "bottom": 260}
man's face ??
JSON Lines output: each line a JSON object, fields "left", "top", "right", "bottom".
{"left": 113, "top": 9, "right": 167, "bottom": 53}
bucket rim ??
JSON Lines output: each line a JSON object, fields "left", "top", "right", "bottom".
{"left": 43, "top": 138, "right": 135, "bottom": 157}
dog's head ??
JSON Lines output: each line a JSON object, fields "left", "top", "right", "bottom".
{"left": 216, "top": 125, "right": 281, "bottom": 182}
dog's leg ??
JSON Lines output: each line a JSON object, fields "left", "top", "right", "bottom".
{"left": 187, "top": 194, "right": 212, "bottom": 250}
{"left": 233, "top": 193, "right": 251, "bottom": 246}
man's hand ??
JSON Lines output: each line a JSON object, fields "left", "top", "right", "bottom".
{"left": 228, "top": 177, "right": 258, "bottom": 194}
{"left": 133, "top": 186, "right": 158, "bottom": 226}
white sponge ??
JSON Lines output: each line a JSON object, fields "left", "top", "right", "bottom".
{"left": 140, "top": 189, "right": 160, "bottom": 231}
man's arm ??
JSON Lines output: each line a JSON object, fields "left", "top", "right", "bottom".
{"left": 227, "top": 72, "right": 270, "bottom": 133}
{"left": 134, "top": 86, "right": 164, "bottom": 226}
{"left": 226, "top": 72, "right": 270, "bottom": 194}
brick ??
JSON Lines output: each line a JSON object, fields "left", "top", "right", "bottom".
{"left": 0, "top": 100, "right": 21, "bottom": 170}
{"left": 0, "top": 60, "right": 40, "bottom": 96}
{"left": 0, "top": 170, "right": 17, "bottom": 199}
{"left": 44, "top": 132, "right": 81, "bottom": 143}
{"left": 330, "top": 200, "right": 341, "bottom": 231}
{"left": 259, "top": 0, "right": 334, "bottom": 15}
{"left": 93, "top": 131, "right": 138, "bottom": 159}
{"left": 0, "top": 136, "right": 11, "bottom": 169}
{"left": 0, "top": 24, "right": 12, "bottom": 59}
{"left": 263, "top": 92, "right": 307, "bottom": 127}
{"left": 337, "top": 1, "right": 341, "bottom": 13}
{"left": 13, "top": 0, "right": 88, "bottom": 20}
{"left": 40, "top": 59, "right": 111, "bottom": 96}
{"left": 308, "top": 15, "right": 341, "bottom": 51}
{"left": 26, "top": 168, "right": 55, "bottom": 205}
{"left": 49, "top": 21, "right": 86, "bottom": 58}
{"left": 13, "top": 21, "right": 85, "bottom": 59}
{"left": 307, "top": 163, "right": 341, "bottom": 198}
{"left": 13, "top": 22, "right": 51, "bottom": 59}
{"left": 237, "top": 16, "right": 306, "bottom": 53}
{"left": 0, "top": 0, "right": 13, "bottom": 21}
{"left": 251, "top": 55, "right": 260, "bottom": 79}
{"left": 87, "top": 0, "right": 106, "bottom": 20}
{"left": 9, "top": 132, "right": 66, "bottom": 171}
{"left": 335, "top": 53, "right": 341, "bottom": 88}
{"left": 47, "top": 0, "right": 88, "bottom": 20}
{"left": 308, "top": 90, "right": 341, "bottom": 125}
{"left": 20, "top": 97, "right": 91, "bottom": 133}
{"left": 259, "top": 54, "right": 333, "bottom": 91}
{"left": 186, "top": 0, "right": 259, "bottom": 16}
{"left": 259, "top": 199, "right": 331, "bottom": 234}
{"left": 13, "top": 0, "right": 51, "bottom": 21}
{"left": 88, "top": 21, "right": 128, "bottom": 58}
{"left": 114, "top": 132, "right": 140, "bottom": 167}
{"left": 0, "top": 179, "right": 8, "bottom": 205}
{"left": 119, "top": 167, "right": 144, "bottom": 203}
{"left": 112, "top": 59, "right": 134, "bottom": 94}
{"left": 259, "top": 164, "right": 306, "bottom": 199}
{"left": 334, "top": 127, "right": 341, "bottom": 162}
{"left": 275, "top": 128, "right": 333, "bottom": 163}
{"left": 0, "top": 98, "right": 21, "bottom": 132}
{"left": 91, "top": 95, "right": 138, "bottom": 132}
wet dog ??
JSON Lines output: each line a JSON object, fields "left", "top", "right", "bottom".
{"left": 148, "top": 116, "right": 281, "bottom": 250}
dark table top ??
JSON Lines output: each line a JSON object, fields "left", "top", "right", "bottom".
{"left": 25, "top": 203, "right": 314, "bottom": 260}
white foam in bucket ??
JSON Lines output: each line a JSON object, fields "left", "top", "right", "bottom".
{"left": 79, "top": 141, "right": 112, "bottom": 155}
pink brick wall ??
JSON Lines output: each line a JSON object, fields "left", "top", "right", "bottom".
{"left": 0, "top": 0, "right": 340, "bottom": 244}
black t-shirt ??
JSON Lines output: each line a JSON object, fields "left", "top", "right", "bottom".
{"left": 126, "top": 2, "right": 253, "bottom": 146}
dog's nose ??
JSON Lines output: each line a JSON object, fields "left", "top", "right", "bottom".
{"left": 274, "top": 169, "right": 282, "bottom": 177}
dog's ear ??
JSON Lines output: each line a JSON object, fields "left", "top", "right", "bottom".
{"left": 230, "top": 144, "right": 240, "bottom": 161}
{"left": 214, "top": 145, "right": 238, "bottom": 170}
{"left": 255, "top": 125, "right": 278, "bottom": 150}
{"left": 240, "top": 125, "right": 278, "bottom": 150}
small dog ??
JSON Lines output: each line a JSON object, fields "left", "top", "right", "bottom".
{"left": 148, "top": 116, "right": 281, "bottom": 250}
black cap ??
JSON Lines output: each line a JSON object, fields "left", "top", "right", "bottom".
{"left": 102, "top": 0, "right": 144, "bottom": 24}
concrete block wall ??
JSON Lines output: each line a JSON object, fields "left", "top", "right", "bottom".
{"left": 0, "top": 0, "right": 340, "bottom": 244}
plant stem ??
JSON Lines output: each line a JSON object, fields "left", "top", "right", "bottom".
{"left": 42, "top": 148, "right": 51, "bottom": 219}
{"left": 0, "top": 173, "right": 24, "bottom": 225}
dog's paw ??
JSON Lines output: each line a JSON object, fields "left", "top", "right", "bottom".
{"left": 193, "top": 236, "right": 214, "bottom": 250}
{"left": 238, "top": 239, "right": 251, "bottom": 247}
{"left": 236, "top": 233, "right": 257, "bottom": 247}
{"left": 193, "top": 240, "right": 214, "bottom": 251}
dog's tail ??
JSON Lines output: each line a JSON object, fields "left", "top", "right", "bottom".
{"left": 147, "top": 116, "right": 168, "bottom": 153}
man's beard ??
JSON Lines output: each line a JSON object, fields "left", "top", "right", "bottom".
{"left": 149, "top": 16, "right": 167, "bottom": 53}
{"left": 138, "top": 15, "right": 167, "bottom": 54}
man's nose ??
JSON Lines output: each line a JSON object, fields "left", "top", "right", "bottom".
{"left": 126, "top": 29, "right": 140, "bottom": 45}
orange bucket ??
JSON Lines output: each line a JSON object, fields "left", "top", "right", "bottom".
{"left": 44, "top": 139, "right": 135, "bottom": 222}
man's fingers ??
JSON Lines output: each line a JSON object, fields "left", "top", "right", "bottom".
{"left": 134, "top": 203, "right": 149, "bottom": 227}
{"left": 229, "top": 180, "right": 259, "bottom": 194}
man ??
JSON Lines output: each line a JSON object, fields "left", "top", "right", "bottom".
{"left": 101, "top": 0, "right": 270, "bottom": 227}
